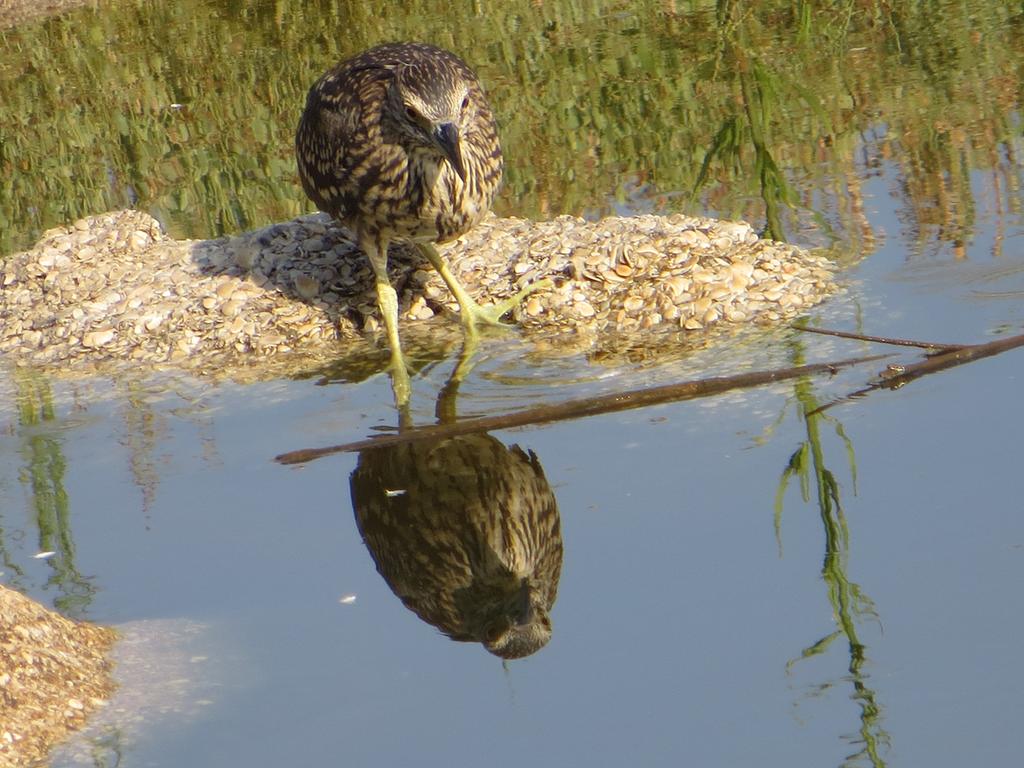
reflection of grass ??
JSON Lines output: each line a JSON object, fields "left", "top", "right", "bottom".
{"left": 118, "top": 378, "right": 166, "bottom": 518}
{"left": 695, "top": 60, "right": 801, "bottom": 241}
{"left": 13, "top": 369, "right": 96, "bottom": 616}
{"left": 697, "top": 3, "right": 805, "bottom": 240}
{"left": 0, "top": 0, "right": 1020, "bottom": 255}
{"left": 775, "top": 347, "right": 888, "bottom": 767}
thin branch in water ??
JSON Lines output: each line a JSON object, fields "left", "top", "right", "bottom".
{"left": 794, "top": 324, "right": 967, "bottom": 352}
{"left": 275, "top": 353, "right": 889, "bottom": 465}
{"left": 806, "top": 327, "right": 1024, "bottom": 416}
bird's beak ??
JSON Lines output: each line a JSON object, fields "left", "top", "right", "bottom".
{"left": 514, "top": 579, "right": 534, "bottom": 627}
{"left": 434, "top": 122, "right": 466, "bottom": 182}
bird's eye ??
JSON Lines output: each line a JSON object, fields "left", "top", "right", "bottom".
{"left": 484, "top": 621, "right": 508, "bottom": 644}
{"left": 405, "top": 105, "right": 419, "bottom": 121}
{"left": 461, "top": 96, "right": 470, "bottom": 112}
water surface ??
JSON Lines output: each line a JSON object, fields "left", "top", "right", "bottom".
{"left": 2, "top": 2, "right": 1023, "bottom": 766}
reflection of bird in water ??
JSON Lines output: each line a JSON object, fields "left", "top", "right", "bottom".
{"left": 350, "top": 433, "right": 562, "bottom": 659}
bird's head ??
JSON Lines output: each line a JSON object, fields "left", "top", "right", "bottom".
{"left": 481, "top": 578, "right": 553, "bottom": 660}
{"left": 385, "top": 64, "right": 471, "bottom": 181}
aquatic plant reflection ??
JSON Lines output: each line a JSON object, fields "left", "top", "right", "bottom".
{"left": 775, "top": 345, "right": 889, "bottom": 767}
{"left": 10, "top": 370, "right": 96, "bottom": 616}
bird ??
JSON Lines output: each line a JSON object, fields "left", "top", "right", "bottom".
{"left": 296, "top": 42, "right": 542, "bottom": 406}
{"left": 350, "top": 433, "right": 563, "bottom": 659}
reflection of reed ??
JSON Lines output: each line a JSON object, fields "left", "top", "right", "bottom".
{"left": 350, "top": 433, "right": 562, "bottom": 659}
{"left": 2, "top": 1, "right": 1021, "bottom": 259}
{"left": 776, "top": 348, "right": 889, "bottom": 767}
{"left": 118, "top": 379, "right": 167, "bottom": 520}
{"left": 11, "top": 370, "right": 95, "bottom": 616}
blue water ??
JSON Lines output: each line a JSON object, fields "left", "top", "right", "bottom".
{"left": 2, "top": 3, "right": 1024, "bottom": 766}
{"left": 6, "top": 163, "right": 1024, "bottom": 763}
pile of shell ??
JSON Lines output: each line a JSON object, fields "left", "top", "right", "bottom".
{"left": 0, "top": 585, "right": 115, "bottom": 766}
{"left": 464, "top": 214, "right": 836, "bottom": 334}
{"left": 0, "top": 209, "right": 837, "bottom": 377}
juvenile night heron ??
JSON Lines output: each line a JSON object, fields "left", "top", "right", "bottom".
{"left": 296, "top": 42, "right": 538, "bottom": 405}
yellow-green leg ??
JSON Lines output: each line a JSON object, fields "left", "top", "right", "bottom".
{"left": 434, "top": 333, "right": 481, "bottom": 423}
{"left": 364, "top": 238, "right": 412, "bottom": 409}
{"left": 418, "top": 243, "right": 550, "bottom": 333}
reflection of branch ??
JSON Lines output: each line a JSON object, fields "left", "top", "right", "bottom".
{"left": 276, "top": 353, "right": 888, "bottom": 465}
{"left": 798, "top": 327, "right": 1024, "bottom": 415}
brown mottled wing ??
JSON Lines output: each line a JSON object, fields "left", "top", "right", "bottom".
{"left": 295, "top": 59, "right": 392, "bottom": 226}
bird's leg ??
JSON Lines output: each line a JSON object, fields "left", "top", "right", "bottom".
{"left": 418, "top": 243, "right": 551, "bottom": 333}
{"left": 364, "top": 238, "right": 412, "bottom": 409}
{"left": 435, "top": 334, "right": 481, "bottom": 424}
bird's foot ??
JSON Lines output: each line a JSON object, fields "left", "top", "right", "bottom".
{"left": 386, "top": 349, "right": 413, "bottom": 409}
{"left": 459, "top": 278, "right": 553, "bottom": 332}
